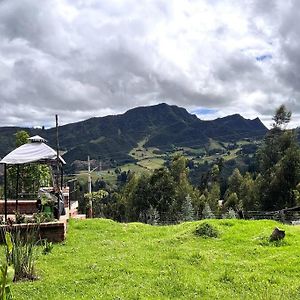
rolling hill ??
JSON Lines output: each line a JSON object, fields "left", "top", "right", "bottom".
{"left": 0, "top": 103, "right": 267, "bottom": 170}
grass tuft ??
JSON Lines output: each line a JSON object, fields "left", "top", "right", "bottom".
{"left": 194, "top": 222, "right": 219, "bottom": 238}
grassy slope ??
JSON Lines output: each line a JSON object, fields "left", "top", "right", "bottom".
{"left": 13, "top": 219, "right": 300, "bottom": 300}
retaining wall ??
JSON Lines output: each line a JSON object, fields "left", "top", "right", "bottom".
{"left": 0, "top": 221, "right": 66, "bottom": 243}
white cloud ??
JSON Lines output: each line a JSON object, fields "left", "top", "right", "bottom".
{"left": 0, "top": 0, "right": 299, "bottom": 128}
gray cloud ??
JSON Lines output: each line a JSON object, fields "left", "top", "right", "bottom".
{"left": 0, "top": 0, "right": 299, "bottom": 128}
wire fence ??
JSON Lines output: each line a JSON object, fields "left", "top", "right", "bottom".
{"left": 244, "top": 210, "right": 300, "bottom": 224}
{"left": 143, "top": 209, "right": 300, "bottom": 226}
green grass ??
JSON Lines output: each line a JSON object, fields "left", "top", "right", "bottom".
{"left": 121, "top": 163, "right": 149, "bottom": 173}
{"left": 12, "top": 219, "right": 300, "bottom": 299}
{"left": 137, "top": 158, "right": 165, "bottom": 170}
{"left": 129, "top": 138, "right": 162, "bottom": 160}
{"left": 207, "top": 138, "right": 225, "bottom": 151}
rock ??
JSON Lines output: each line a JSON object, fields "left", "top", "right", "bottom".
{"left": 270, "top": 227, "right": 285, "bottom": 241}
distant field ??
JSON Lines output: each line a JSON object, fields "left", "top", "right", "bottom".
{"left": 13, "top": 219, "right": 300, "bottom": 299}
{"left": 74, "top": 138, "right": 259, "bottom": 186}
{"left": 137, "top": 157, "right": 165, "bottom": 170}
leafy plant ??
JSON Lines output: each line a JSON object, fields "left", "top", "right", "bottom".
{"left": 42, "top": 240, "right": 53, "bottom": 255}
{"left": 32, "top": 212, "right": 55, "bottom": 224}
{"left": 0, "top": 232, "right": 15, "bottom": 300}
{"left": 6, "top": 226, "right": 38, "bottom": 281}
{"left": 194, "top": 222, "right": 219, "bottom": 238}
{"left": 14, "top": 212, "right": 26, "bottom": 224}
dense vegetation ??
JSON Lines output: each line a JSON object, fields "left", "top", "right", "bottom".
{"left": 12, "top": 218, "right": 300, "bottom": 300}
{"left": 77, "top": 105, "right": 300, "bottom": 223}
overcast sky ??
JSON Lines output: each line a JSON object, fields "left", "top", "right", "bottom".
{"left": 0, "top": 0, "right": 299, "bottom": 128}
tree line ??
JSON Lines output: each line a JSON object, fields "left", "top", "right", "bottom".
{"left": 82, "top": 105, "right": 300, "bottom": 223}
{"left": 2, "top": 105, "right": 300, "bottom": 224}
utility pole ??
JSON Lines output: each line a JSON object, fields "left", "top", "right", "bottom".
{"left": 55, "top": 114, "right": 61, "bottom": 219}
{"left": 88, "top": 155, "right": 92, "bottom": 193}
{"left": 87, "top": 155, "right": 93, "bottom": 218}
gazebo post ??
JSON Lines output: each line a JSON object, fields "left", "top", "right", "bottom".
{"left": 15, "top": 164, "right": 19, "bottom": 213}
{"left": 4, "top": 164, "right": 7, "bottom": 222}
{"left": 60, "top": 164, "right": 63, "bottom": 190}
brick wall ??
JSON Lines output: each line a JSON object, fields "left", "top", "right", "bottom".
{"left": 0, "top": 200, "right": 38, "bottom": 214}
{"left": 0, "top": 222, "right": 66, "bottom": 243}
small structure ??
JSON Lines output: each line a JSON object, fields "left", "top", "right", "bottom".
{"left": 0, "top": 135, "right": 66, "bottom": 221}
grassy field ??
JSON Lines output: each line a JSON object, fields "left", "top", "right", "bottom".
{"left": 137, "top": 158, "right": 165, "bottom": 170}
{"left": 12, "top": 219, "right": 300, "bottom": 299}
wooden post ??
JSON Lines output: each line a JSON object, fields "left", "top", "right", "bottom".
{"left": 4, "top": 164, "right": 7, "bottom": 222}
{"left": 60, "top": 165, "right": 63, "bottom": 190}
{"left": 87, "top": 155, "right": 93, "bottom": 218}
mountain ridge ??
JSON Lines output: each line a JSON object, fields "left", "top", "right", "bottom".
{"left": 0, "top": 103, "right": 268, "bottom": 168}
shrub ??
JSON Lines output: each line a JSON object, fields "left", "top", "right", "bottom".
{"left": 0, "top": 232, "right": 14, "bottom": 299}
{"left": 32, "top": 212, "right": 55, "bottom": 224}
{"left": 15, "top": 212, "right": 26, "bottom": 224}
{"left": 257, "top": 236, "right": 288, "bottom": 247}
{"left": 146, "top": 206, "right": 160, "bottom": 225}
{"left": 42, "top": 240, "right": 53, "bottom": 255}
{"left": 5, "top": 226, "right": 38, "bottom": 281}
{"left": 194, "top": 222, "right": 219, "bottom": 238}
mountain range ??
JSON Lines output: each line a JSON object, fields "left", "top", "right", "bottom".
{"left": 0, "top": 103, "right": 268, "bottom": 168}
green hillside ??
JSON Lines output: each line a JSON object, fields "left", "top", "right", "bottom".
{"left": 0, "top": 103, "right": 267, "bottom": 172}
{"left": 13, "top": 219, "right": 300, "bottom": 299}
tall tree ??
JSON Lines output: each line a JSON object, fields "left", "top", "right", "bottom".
{"left": 272, "top": 104, "right": 291, "bottom": 129}
{"left": 257, "top": 105, "right": 300, "bottom": 210}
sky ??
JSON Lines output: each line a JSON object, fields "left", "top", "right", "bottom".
{"left": 0, "top": 0, "right": 300, "bottom": 128}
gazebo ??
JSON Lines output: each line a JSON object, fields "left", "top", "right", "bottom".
{"left": 0, "top": 135, "right": 66, "bottom": 221}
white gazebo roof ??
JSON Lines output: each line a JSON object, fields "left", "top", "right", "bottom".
{"left": 28, "top": 135, "right": 47, "bottom": 143}
{"left": 0, "top": 136, "right": 66, "bottom": 165}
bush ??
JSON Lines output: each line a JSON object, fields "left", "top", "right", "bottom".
{"left": 32, "top": 212, "right": 55, "bottom": 224}
{"left": 15, "top": 212, "right": 26, "bottom": 224}
{"left": 42, "top": 240, "right": 53, "bottom": 255}
{"left": 5, "top": 226, "right": 38, "bottom": 281}
{"left": 194, "top": 222, "right": 219, "bottom": 238}
{"left": 0, "top": 232, "right": 14, "bottom": 299}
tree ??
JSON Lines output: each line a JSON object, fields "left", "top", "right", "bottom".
{"left": 224, "top": 192, "right": 239, "bottom": 210}
{"left": 239, "top": 173, "right": 258, "bottom": 211}
{"left": 272, "top": 104, "right": 291, "bottom": 129}
{"left": 210, "top": 164, "right": 220, "bottom": 183}
{"left": 181, "top": 195, "right": 194, "bottom": 221}
{"left": 225, "top": 168, "right": 243, "bottom": 198}
{"left": 193, "top": 194, "right": 206, "bottom": 219}
{"left": 202, "top": 203, "right": 215, "bottom": 219}
{"left": 207, "top": 182, "right": 220, "bottom": 211}
{"left": 256, "top": 105, "right": 300, "bottom": 210}
{"left": 84, "top": 190, "right": 109, "bottom": 217}
{"left": 15, "top": 131, "right": 29, "bottom": 147}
